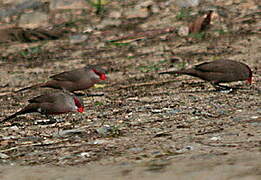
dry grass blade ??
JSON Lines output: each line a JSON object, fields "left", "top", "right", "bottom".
{"left": 0, "top": 27, "right": 65, "bottom": 43}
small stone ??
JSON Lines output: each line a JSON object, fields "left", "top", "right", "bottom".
{"left": 83, "top": 27, "right": 94, "bottom": 33}
{"left": 79, "top": 152, "right": 92, "bottom": 158}
{"left": 176, "top": 146, "right": 194, "bottom": 153}
{"left": 109, "top": 11, "right": 122, "bottom": 19}
{"left": 89, "top": 139, "right": 110, "bottom": 145}
{"left": 167, "top": 109, "right": 181, "bottom": 114}
{"left": 210, "top": 136, "right": 221, "bottom": 141}
{"left": 250, "top": 116, "right": 259, "bottom": 119}
{"left": 96, "top": 125, "right": 115, "bottom": 136}
{"left": 151, "top": 109, "right": 163, "bottom": 113}
{"left": 50, "top": 0, "right": 88, "bottom": 10}
{"left": 175, "top": 0, "right": 201, "bottom": 8}
{"left": 69, "top": 34, "right": 88, "bottom": 44}
{"left": 124, "top": 7, "right": 149, "bottom": 19}
{"left": 19, "top": 12, "right": 48, "bottom": 28}
{"left": 0, "top": 153, "right": 9, "bottom": 159}
{"left": 178, "top": 26, "right": 190, "bottom": 37}
{"left": 97, "top": 126, "right": 109, "bottom": 135}
{"left": 55, "top": 129, "right": 84, "bottom": 137}
{"left": 96, "top": 19, "right": 122, "bottom": 29}
{"left": 3, "top": 0, "right": 26, "bottom": 4}
{"left": 137, "top": 0, "right": 154, "bottom": 8}
{"left": 128, "top": 147, "right": 144, "bottom": 153}
{"left": 2, "top": 136, "right": 17, "bottom": 140}
{"left": 9, "top": 126, "right": 19, "bottom": 131}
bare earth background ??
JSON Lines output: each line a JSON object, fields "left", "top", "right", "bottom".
{"left": 0, "top": 0, "right": 260, "bottom": 179}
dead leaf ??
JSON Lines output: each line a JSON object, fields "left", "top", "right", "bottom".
{"left": 107, "top": 27, "right": 176, "bottom": 43}
{"left": 189, "top": 11, "right": 213, "bottom": 33}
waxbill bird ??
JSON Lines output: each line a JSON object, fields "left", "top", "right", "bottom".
{"left": 2, "top": 92, "right": 84, "bottom": 122}
{"left": 159, "top": 59, "right": 252, "bottom": 90}
{"left": 15, "top": 65, "right": 107, "bottom": 93}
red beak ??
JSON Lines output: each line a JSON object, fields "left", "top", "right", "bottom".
{"left": 100, "top": 74, "right": 107, "bottom": 80}
{"left": 247, "top": 77, "right": 252, "bottom": 84}
{"left": 77, "top": 107, "right": 84, "bottom": 113}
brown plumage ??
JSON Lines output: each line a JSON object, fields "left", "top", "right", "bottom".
{"left": 159, "top": 59, "right": 252, "bottom": 90}
{"left": 16, "top": 65, "right": 107, "bottom": 93}
{"left": 2, "top": 92, "right": 84, "bottom": 122}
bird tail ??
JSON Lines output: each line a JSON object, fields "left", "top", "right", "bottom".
{"left": 14, "top": 82, "right": 47, "bottom": 93}
{"left": 1, "top": 112, "right": 20, "bottom": 122}
{"left": 1, "top": 104, "right": 37, "bottom": 123}
{"left": 158, "top": 69, "right": 188, "bottom": 75}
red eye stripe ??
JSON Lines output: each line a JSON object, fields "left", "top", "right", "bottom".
{"left": 92, "top": 69, "right": 106, "bottom": 80}
{"left": 73, "top": 97, "right": 84, "bottom": 112}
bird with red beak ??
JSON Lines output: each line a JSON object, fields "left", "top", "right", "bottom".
{"left": 159, "top": 59, "right": 252, "bottom": 91}
{"left": 2, "top": 91, "right": 84, "bottom": 123}
{"left": 16, "top": 65, "right": 107, "bottom": 93}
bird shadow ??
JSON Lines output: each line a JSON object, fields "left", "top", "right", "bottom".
{"left": 178, "top": 86, "right": 253, "bottom": 94}
{"left": 74, "top": 92, "right": 105, "bottom": 97}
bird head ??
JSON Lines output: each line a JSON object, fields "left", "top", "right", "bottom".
{"left": 73, "top": 97, "right": 84, "bottom": 113}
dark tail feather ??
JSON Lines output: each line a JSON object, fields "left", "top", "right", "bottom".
{"left": 14, "top": 82, "right": 46, "bottom": 93}
{"left": 158, "top": 70, "right": 185, "bottom": 75}
{"left": 1, "top": 105, "right": 37, "bottom": 123}
{"left": 1, "top": 112, "right": 20, "bottom": 122}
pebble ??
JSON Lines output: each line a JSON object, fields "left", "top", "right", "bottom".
{"left": 0, "top": 153, "right": 9, "bottom": 159}
{"left": 210, "top": 136, "right": 222, "bottom": 141}
{"left": 49, "top": 0, "right": 88, "bottom": 10}
{"left": 124, "top": 7, "right": 149, "bottom": 19}
{"left": 178, "top": 26, "right": 190, "bottom": 37}
{"left": 151, "top": 109, "right": 163, "bottom": 113}
{"left": 175, "top": 0, "right": 201, "bottom": 8}
{"left": 176, "top": 146, "right": 194, "bottom": 153}
{"left": 54, "top": 129, "right": 84, "bottom": 137}
{"left": 89, "top": 139, "right": 110, "bottom": 145}
{"left": 79, "top": 152, "right": 92, "bottom": 158}
{"left": 96, "top": 125, "right": 112, "bottom": 136}
{"left": 69, "top": 34, "right": 88, "bottom": 44}
{"left": 19, "top": 12, "right": 49, "bottom": 28}
{"left": 128, "top": 147, "right": 144, "bottom": 153}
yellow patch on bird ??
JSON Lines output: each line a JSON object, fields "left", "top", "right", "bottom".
{"left": 94, "top": 84, "right": 106, "bottom": 88}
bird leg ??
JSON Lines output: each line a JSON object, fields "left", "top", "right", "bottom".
{"left": 84, "top": 93, "right": 104, "bottom": 97}
{"left": 46, "top": 115, "right": 65, "bottom": 123}
{"left": 73, "top": 92, "right": 104, "bottom": 97}
{"left": 211, "top": 82, "right": 233, "bottom": 92}
{"left": 35, "top": 114, "right": 63, "bottom": 125}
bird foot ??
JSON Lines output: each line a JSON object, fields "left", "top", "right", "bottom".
{"left": 74, "top": 92, "right": 104, "bottom": 97}
{"left": 85, "top": 93, "right": 104, "bottom": 97}
{"left": 35, "top": 117, "right": 64, "bottom": 125}
{"left": 211, "top": 83, "right": 234, "bottom": 93}
{"left": 216, "top": 88, "right": 234, "bottom": 93}
{"left": 73, "top": 92, "right": 85, "bottom": 96}
{"left": 214, "top": 86, "right": 234, "bottom": 93}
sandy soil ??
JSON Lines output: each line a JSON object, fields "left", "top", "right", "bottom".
{"left": 0, "top": 0, "right": 260, "bottom": 179}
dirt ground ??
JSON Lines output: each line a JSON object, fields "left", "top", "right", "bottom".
{"left": 0, "top": 0, "right": 260, "bottom": 179}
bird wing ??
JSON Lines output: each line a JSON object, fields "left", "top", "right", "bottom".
{"left": 28, "top": 94, "right": 59, "bottom": 103}
{"left": 194, "top": 60, "right": 231, "bottom": 73}
{"left": 50, "top": 68, "right": 84, "bottom": 82}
